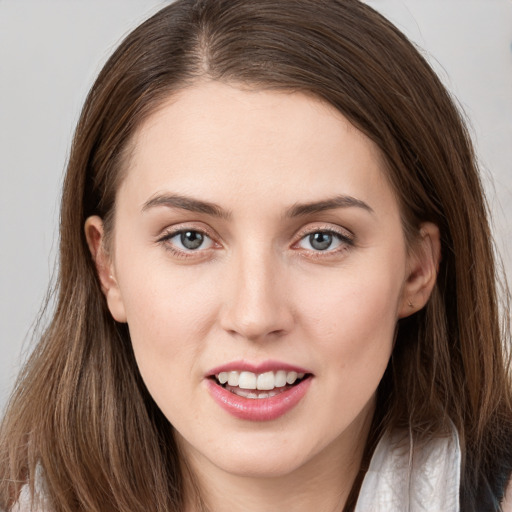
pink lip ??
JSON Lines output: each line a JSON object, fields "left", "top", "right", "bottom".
{"left": 205, "top": 360, "right": 313, "bottom": 421}
{"left": 206, "top": 359, "right": 311, "bottom": 377}
{"left": 206, "top": 377, "right": 312, "bottom": 422}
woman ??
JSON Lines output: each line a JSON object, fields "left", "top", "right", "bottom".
{"left": 1, "top": 1, "right": 511, "bottom": 510}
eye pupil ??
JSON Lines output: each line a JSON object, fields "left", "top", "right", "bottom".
{"left": 180, "top": 231, "right": 204, "bottom": 250}
{"left": 309, "top": 232, "right": 332, "bottom": 251}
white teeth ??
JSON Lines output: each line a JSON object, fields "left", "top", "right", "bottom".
{"left": 238, "top": 371, "right": 257, "bottom": 390}
{"left": 215, "top": 370, "right": 307, "bottom": 391}
{"left": 256, "top": 371, "right": 275, "bottom": 390}
{"left": 227, "top": 371, "right": 239, "bottom": 386}
{"left": 286, "top": 371, "right": 298, "bottom": 385}
{"left": 274, "top": 370, "right": 287, "bottom": 387}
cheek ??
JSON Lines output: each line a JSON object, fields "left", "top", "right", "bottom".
{"left": 117, "top": 243, "right": 217, "bottom": 340}
{"left": 297, "top": 259, "right": 403, "bottom": 374}
{"left": 114, "top": 255, "right": 221, "bottom": 405}
{"left": 293, "top": 265, "right": 401, "bottom": 431}
{"left": 304, "top": 264, "right": 401, "bottom": 330}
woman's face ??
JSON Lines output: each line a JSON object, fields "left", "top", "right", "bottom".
{"left": 91, "top": 81, "right": 426, "bottom": 480}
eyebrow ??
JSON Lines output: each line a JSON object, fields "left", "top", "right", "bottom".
{"left": 142, "top": 194, "right": 232, "bottom": 219}
{"left": 285, "top": 195, "right": 374, "bottom": 217}
{"left": 141, "top": 193, "right": 373, "bottom": 219}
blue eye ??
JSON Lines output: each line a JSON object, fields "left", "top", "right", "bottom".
{"left": 165, "top": 230, "right": 214, "bottom": 251}
{"left": 297, "top": 231, "right": 349, "bottom": 252}
{"left": 309, "top": 232, "right": 335, "bottom": 251}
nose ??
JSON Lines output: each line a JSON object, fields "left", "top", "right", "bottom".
{"left": 219, "top": 247, "right": 294, "bottom": 341}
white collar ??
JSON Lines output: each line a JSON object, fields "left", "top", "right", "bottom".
{"left": 355, "top": 427, "right": 461, "bottom": 512}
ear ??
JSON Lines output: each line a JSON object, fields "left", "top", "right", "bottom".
{"left": 398, "top": 222, "right": 441, "bottom": 318}
{"left": 84, "top": 216, "right": 127, "bottom": 323}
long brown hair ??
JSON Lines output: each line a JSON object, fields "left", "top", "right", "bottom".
{"left": 1, "top": 1, "right": 511, "bottom": 510}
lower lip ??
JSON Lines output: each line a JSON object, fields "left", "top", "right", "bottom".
{"left": 205, "top": 377, "right": 312, "bottom": 421}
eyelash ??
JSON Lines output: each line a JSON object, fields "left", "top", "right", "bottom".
{"left": 157, "top": 225, "right": 355, "bottom": 260}
{"left": 157, "top": 226, "right": 218, "bottom": 260}
{"left": 293, "top": 226, "right": 355, "bottom": 258}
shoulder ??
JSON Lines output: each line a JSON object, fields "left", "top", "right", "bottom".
{"left": 502, "top": 480, "right": 512, "bottom": 512}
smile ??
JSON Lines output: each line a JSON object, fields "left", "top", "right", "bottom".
{"left": 206, "top": 362, "right": 313, "bottom": 421}
{"left": 214, "top": 370, "right": 307, "bottom": 398}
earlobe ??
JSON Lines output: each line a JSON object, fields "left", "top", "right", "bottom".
{"left": 398, "top": 222, "right": 441, "bottom": 318}
{"left": 84, "top": 216, "right": 127, "bottom": 323}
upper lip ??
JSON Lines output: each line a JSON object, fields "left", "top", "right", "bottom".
{"left": 206, "top": 359, "right": 312, "bottom": 377}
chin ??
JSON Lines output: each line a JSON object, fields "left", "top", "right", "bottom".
{"left": 212, "top": 448, "right": 310, "bottom": 479}
{"left": 178, "top": 428, "right": 315, "bottom": 479}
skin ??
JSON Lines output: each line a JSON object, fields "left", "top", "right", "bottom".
{"left": 86, "top": 81, "right": 440, "bottom": 512}
{"left": 505, "top": 483, "right": 512, "bottom": 512}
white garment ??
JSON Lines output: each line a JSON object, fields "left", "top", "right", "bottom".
{"left": 9, "top": 463, "right": 50, "bottom": 512}
{"left": 8, "top": 429, "right": 461, "bottom": 512}
{"left": 355, "top": 428, "right": 461, "bottom": 512}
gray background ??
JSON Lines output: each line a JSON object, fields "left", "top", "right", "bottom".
{"left": 1, "top": 0, "right": 511, "bottom": 412}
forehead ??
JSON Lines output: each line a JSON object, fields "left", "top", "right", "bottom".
{"left": 120, "top": 81, "right": 397, "bottom": 217}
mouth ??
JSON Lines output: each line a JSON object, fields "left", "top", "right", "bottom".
{"left": 210, "top": 370, "right": 311, "bottom": 399}
{"left": 205, "top": 361, "right": 314, "bottom": 420}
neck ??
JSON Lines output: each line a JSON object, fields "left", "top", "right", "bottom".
{"left": 179, "top": 402, "right": 374, "bottom": 512}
